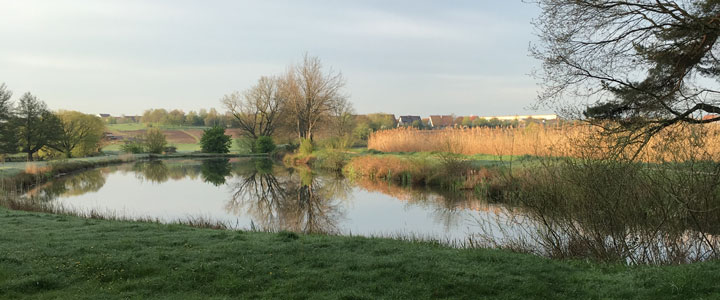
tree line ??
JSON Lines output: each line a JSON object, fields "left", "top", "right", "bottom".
{"left": 0, "top": 83, "right": 105, "bottom": 160}
{"left": 137, "top": 108, "right": 237, "bottom": 128}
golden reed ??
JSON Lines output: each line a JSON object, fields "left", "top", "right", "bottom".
{"left": 368, "top": 124, "right": 720, "bottom": 162}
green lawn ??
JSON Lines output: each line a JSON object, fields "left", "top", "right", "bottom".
{"left": 0, "top": 207, "right": 719, "bottom": 299}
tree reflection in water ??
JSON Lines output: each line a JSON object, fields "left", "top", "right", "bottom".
{"left": 24, "top": 169, "right": 107, "bottom": 202}
{"left": 227, "top": 159, "right": 346, "bottom": 234}
{"left": 133, "top": 160, "right": 170, "bottom": 183}
{"left": 201, "top": 159, "right": 232, "bottom": 186}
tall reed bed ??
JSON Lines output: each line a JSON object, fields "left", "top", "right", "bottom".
{"left": 368, "top": 126, "right": 577, "bottom": 156}
{"left": 368, "top": 124, "right": 720, "bottom": 162}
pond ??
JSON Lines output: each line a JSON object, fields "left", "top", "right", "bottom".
{"left": 21, "top": 158, "right": 720, "bottom": 264}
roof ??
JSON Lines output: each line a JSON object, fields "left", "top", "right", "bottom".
{"left": 398, "top": 115, "right": 421, "bottom": 124}
{"left": 98, "top": 113, "right": 111, "bottom": 118}
{"left": 702, "top": 114, "right": 719, "bottom": 121}
{"left": 428, "top": 115, "right": 455, "bottom": 127}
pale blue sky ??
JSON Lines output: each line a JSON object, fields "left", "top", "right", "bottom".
{"left": 0, "top": 0, "right": 546, "bottom": 116}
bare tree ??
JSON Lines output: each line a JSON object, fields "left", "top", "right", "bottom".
{"left": 532, "top": 0, "right": 720, "bottom": 155}
{"left": 223, "top": 76, "right": 285, "bottom": 139}
{"left": 280, "top": 54, "right": 347, "bottom": 141}
{"left": 330, "top": 97, "right": 356, "bottom": 138}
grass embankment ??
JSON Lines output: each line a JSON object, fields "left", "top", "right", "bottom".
{"left": 1, "top": 207, "right": 719, "bottom": 299}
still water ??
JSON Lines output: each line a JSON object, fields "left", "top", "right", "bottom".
{"left": 22, "top": 158, "right": 720, "bottom": 264}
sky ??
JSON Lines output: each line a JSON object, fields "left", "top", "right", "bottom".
{"left": 0, "top": 0, "right": 547, "bottom": 117}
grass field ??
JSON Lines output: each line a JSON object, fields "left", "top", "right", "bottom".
{"left": 1, "top": 207, "right": 719, "bottom": 299}
{"left": 106, "top": 123, "right": 211, "bottom": 131}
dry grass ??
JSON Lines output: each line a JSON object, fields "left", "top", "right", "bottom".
{"left": 368, "top": 124, "right": 720, "bottom": 162}
{"left": 24, "top": 164, "right": 52, "bottom": 175}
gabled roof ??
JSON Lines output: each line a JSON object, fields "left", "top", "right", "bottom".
{"left": 428, "top": 115, "right": 454, "bottom": 127}
{"left": 398, "top": 115, "right": 421, "bottom": 124}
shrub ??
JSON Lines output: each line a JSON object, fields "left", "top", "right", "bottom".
{"left": 200, "top": 126, "right": 232, "bottom": 153}
{"left": 144, "top": 128, "right": 167, "bottom": 154}
{"left": 299, "top": 138, "right": 313, "bottom": 155}
{"left": 315, "top": 150, "right": 348, "bottom": 171}
{"left": 253, "top": 136, "right": 276, "bottom": 153}
{"left": 120, "top": 141, "right": 145, "bottom": 154}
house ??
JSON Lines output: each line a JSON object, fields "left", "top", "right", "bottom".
{"left": 702, "top": 114, "right": 719, "bottom": 121}
{"left": 397, "top": 115, "right": 421, "bottom": 127}
{"left": 428, "top": 115, "right": 455, "bottom": 128}
{"left": 478, "top": 114, "right": 558, "bottom": 121}
{"left": 97, "top": 113, "right": 111, "bottom": 118}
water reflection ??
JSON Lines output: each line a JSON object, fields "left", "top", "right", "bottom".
{"left": 25, "top": 169, "right": 107, "bottom": 201}
{"left": 19, "top": 158, "right": 720, "bottom": 264}
{"left": 201, "top": 159, "right": 232, "bottom": 186}
{"left": 228, "top": 162, "right": 345, "bottom": 233}
{"left": 472, "top": 192, "right": 720, "bottom": 264}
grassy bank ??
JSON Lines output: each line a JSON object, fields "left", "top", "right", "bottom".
{"left": 1, "top": 207, "right": 719, "bottom": 299}
{"left": 285, "top": 148, "right": 533, "bottom": 192}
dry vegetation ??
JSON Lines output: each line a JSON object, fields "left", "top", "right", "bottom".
{"left": 368, "top": 124, "right": 720, "bottom": 162}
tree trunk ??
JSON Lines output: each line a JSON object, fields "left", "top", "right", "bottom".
{"left": 27, "top": 151, "right": 33, "bottom": 161}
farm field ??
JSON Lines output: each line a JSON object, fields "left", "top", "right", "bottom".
{"left": 102, "top": 124, "right": 250, "bottom": 153}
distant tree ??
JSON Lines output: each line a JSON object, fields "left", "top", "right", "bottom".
{"left": 200, "top": 126, "right": 232, "bottom": 153}
{"left": 330, "top": 97, "right": 356, "bottom": 138}
{"left": 472, "top": 118, "right": 488, "bottom": 127}
{"left": 487, "top": 118, "right": 501, "bottom": 128}
{"left": 352, "top": 122, "right": 372, "bottom": 141}
{"left": 50, "top": 111, "right": 105, "bottom": 158}
{"left": 0, "top": 83, "right": 17, "bottom": 154}
{"left": 462, "top": 117, "right": 473, "bottom": 127}
{"left": 366, "top": 113, "right": 396, "bottom": 130}
{"left": 16, "top": 93, "right": 62, "bottom": 161}
{"left": 222, "top": 76, "right": 286, "bottom": 140}
{"left": 185, "top": 110, "right": 203, "bottom": 126}
{"left": 143, "top": 128, "right": 167, "bottom": 154}
{"left": 280, "top": 54, "right": 348, "bottom": 141}
{"left": 411, "top": 119, "right": 425, "bottom": 129}
{"left": 167, "top": 109, "right": 185, "bottom": 126}
{"left": 204, "top": 108, "right": 221, "bottom": 127}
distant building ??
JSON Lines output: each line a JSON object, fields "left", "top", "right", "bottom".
{"left": 478, "top": 114, "right": 558, "bottom": 121}
{"left": 428, "top": 115, "right": 455, "bottom": 128}
{"left": 702, "top": 114, "right": 719, "bottom": 121}
{"left": 397, "top": 115, "right": 421, "bottom": 127}
{"left": 97, "top": 113, "right": 111, "bottom": 118}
